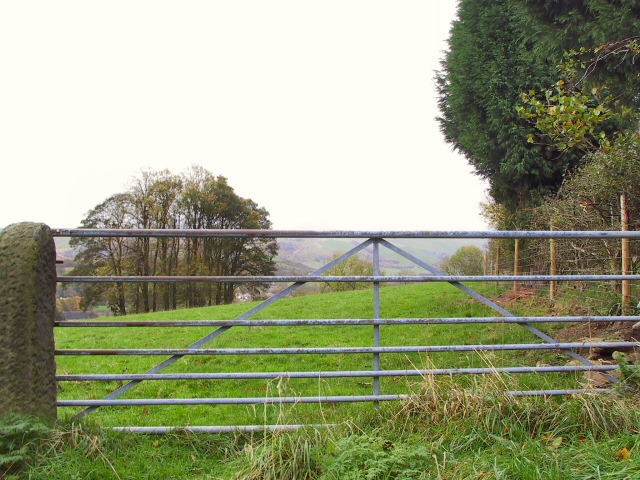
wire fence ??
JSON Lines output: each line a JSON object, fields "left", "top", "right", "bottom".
{"left": 486, "top": 235, "right": 640, "bottom": 315}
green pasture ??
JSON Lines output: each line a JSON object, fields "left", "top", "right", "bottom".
{"left": 55, "top": 282, "right": 579, "bottom": 428}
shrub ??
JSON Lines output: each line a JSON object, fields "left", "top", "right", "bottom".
{"left": 0, "top": 415, "right": 50, "bottom": 478}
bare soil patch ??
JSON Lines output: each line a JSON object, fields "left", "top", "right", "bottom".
{"left": 491, "top": 287, "right": 639, "bottom": 365}
{"left": 492, "top": 287, "right": 536, "bottom": 305}
{"left": 553, "top": 320, "right": 636, "bottom": 343}
{"left": 491, "top": 287, "right": 637, "bottom": 343}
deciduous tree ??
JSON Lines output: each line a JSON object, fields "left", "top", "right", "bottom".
{"left": 321, "top": 252, "right": 377, "bottom": 293}
{"left": 70, "top": 166, "right": 277, "bottom": 314}
{"left": 438, "top": 245, "right": 484, "bottom": 276}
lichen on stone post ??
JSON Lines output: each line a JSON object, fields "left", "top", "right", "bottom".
{"left": 0, "top": 222, "right": 57, "bottom": 420}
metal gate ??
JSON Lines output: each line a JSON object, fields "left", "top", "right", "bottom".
{"left": 53, "top": 229, "right": 640, "bottom": 433}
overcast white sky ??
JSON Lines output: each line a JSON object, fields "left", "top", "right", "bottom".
{"left": 0, "top": 1, "right": 489, "bottom": 231}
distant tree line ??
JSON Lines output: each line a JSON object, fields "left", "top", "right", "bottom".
{"left": 70, "top": 166, "right": 277, "bottom": 315}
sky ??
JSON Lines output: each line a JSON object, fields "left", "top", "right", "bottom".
{"left": 0, "top": 1, "right": 489, "bottom": 232}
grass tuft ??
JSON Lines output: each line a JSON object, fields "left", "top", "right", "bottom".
{"left": 232, "top": 428, "right": 326, "bottom": 480}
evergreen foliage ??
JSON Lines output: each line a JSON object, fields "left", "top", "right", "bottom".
{"left": 437, "top": 0, "right": 640, "bottom": 213}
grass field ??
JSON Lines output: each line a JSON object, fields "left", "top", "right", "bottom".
{"left": 54, "top": 282, "right": 574, "bottom": 428}
{"left": 5, "top": 282, "right": 640, "bottom": 479}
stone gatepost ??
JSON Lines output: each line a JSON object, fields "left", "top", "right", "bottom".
{"left": 0, "top": 222, "right": 57, "bottom": 420}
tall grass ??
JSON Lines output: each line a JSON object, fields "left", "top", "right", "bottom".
{"left": 227, "top": 370, "right": 640, "bottom": 479}
{"left": 18, "top": 281, "right": 638, "bottom": 478}
{"left": 16, "top": 374, "right": 640, "bottom": 479}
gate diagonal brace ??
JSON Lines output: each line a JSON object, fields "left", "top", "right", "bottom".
{"left": 378, "top": 239, "right": 618, "bottom": 384}
{"left": 75, "top": 239, "right": 375, "bottom": 418}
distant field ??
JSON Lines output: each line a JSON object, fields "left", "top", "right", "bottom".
{"left": 55, "top": 282, "right": 576, "bottom": 428}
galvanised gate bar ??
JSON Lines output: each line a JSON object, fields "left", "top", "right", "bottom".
{"left": 53, "top": 229, "right": 640, "bottom": 433}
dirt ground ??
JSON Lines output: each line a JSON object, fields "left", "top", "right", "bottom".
{"left": 492, "top": 287, "right": 638, "bottom": 347}
{"left": 491, "top": 288, "right": 639, "bottom": 388}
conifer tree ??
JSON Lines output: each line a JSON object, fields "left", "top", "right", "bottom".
{"left": 437, "top": 0, "right": 640, "bottom": 214}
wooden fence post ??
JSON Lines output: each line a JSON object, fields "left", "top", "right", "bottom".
{"left": 550, "top": 228, "right": 557, "bottom": 301}
{"left": 484, "top": 251, "right": 488, "bottom": 286}
{"left": 621, "top": 192, "right": 630, "bottom": 315}
{"left": 495, "top": 244, "right": 500, "bottom": 288}
{"left": 513, "top": 239, "right": 520, "bottom": 293}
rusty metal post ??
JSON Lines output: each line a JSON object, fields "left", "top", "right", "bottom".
{"left": 0, "top": 223, "right": 57, "bottom": 420}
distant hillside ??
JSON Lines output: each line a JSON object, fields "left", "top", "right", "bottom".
{"left": 276, "top": 237, "right": 486, "bottom": 275}
{"left": 53, "top": 235, "right": 486, "bottom": 276}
